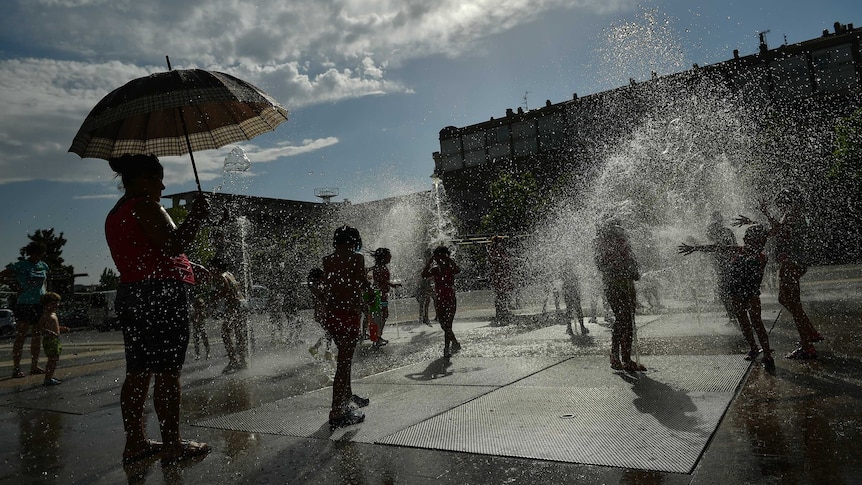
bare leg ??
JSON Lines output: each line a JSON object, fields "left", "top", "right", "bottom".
{"left": 121, "top": 371, "right": 153, "bottom": 458}
{"left": 12, "top": 321, "right": 33, "bottom": 373}
{"left": 748, "top": 297, "right": 771, "bottom": 353}
{"left": 153, "top": 371, "right": 182, "bottom": 447}
{"left": 44, "top": 357, "right": 58, "bottom": 380}
{"left": 779, "top": 264, "right": 817, "bottom": 349}
{"left": 29, "top": 330, "right": 41, "bottom": 372}
{"left": 330, "top": 333, "right": 358, "bottom": 418}
{"left": 221, "top": 319, "right": 237, "bottom": 364}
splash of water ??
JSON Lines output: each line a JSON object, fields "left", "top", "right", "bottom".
{"left": 522, "top": 12, "right": 759, "bottom": 310}
{"left": 429, "top": 177, "right": 457, "bottom": 250}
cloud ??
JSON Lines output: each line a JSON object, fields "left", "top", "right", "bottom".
{"left": 0, "top": 0, "right": 633, "bottom": 186}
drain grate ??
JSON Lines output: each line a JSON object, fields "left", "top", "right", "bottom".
{"left": 193, "top": 355, "right": 750, "bottom": 473}
{"left": 378, "top": 355, "right": 750, "bottom": 473}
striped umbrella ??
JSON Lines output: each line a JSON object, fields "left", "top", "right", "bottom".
{"left": 69, "top": 61, "right": 288, "bottom": 191}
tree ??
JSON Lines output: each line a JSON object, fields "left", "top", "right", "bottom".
{"left": 97, "top": 268, "right": 120, "bottom": 291}
{"left": 22, "top": 228, "right": 75, "bottom": 296}
{"left": 479, "top": 170, "right": 546, "bottom": 236}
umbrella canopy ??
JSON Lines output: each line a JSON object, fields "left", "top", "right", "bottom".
{"left": 69, "top": 68, "right": 289, "bottom": 190}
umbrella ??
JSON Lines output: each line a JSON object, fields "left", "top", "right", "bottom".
{"left": 69, "top": 58, "right": 289, "bottom": 191}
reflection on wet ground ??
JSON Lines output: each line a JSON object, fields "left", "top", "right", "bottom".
{"left": 0, "top": 268, "right": 860, "bottom": 483}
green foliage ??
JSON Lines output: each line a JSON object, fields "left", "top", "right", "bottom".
{"left": 97, "top": 268, "right": 120, "bottom": 291}
{"left": 479, "top": 171, "right": 545, "bottom": 236}
{"left": 831, "top": 107, "right": 862, "bottom": 180}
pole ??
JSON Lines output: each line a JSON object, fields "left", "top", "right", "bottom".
{"left": 166, "top": 55, "right": 203, "bottom": 193}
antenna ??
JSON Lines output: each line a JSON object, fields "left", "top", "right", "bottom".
{"left": 522, "top": 91, "right": 531, "bottom": 111}
{"left": 314, "top": 187, "right": 339, "bottom": 204}
{"left": 757, "top": 29, "right": 771, "bottom": 54}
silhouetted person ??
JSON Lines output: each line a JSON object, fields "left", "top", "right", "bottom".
{"left": 706, "top": 211, "right": 738, "bottom": 324}
{"left": 594, "top": 218, "right": 645, "bottom": 372}
{"left": 422, "top": 246, "right": 462, "bottom": 357}
{"left": 322, "top": 226, "right": 371, "bottom": 429}
{"left": 736, "top": 189, "right": 820, "bottom": 359}
{"left": 487, "top": 235, "right": 513, "bottom": 326}
{"left": 210, "top": 257, "right": 249, "bottom": 374}
{"left": 370, "top": 247, "right": 401, "bottom": 348}
{"left": 560, "top": 259, "right": 589, "bottom": 336}
{"left": 2, "top": 241, "right": 48, "bottom": 378}
{"left": 680, "top": 224, "right": 774, "bottom": 368}
{"left": 106, "top": 154, "right": 210, "bottom": 466}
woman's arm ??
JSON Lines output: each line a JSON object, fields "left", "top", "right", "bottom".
{"left": 421, "top": 256, "right": 434, "bottom": 278}
{"left": 133, "top": 194, "right": 209, "bottom": 255}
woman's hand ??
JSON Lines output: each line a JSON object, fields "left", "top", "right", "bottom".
{"left": 678, "top": 243, "right": 697, "bottom": 255}
{"left": 732, "top": 215, "right": 753, "bottom": 227}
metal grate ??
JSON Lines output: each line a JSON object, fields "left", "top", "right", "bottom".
{"left": 193, "top": 355, "right": 750, "bottom": 473}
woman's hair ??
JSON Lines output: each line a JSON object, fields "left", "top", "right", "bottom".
{"left": 307, "top": 267, "right": 324, "bottom": 283}
{"left": 333, "top": 225, "right": 362, "bottom": 250}
{"left": 108, "top": 154, "right": 163, "bottom": 189}
{"left": 23, "top": 241, "right": 47, "bottom": 256}
{"left": 373, "top": 248, "right": 390, "bottom": 265}
{"left": 40, "top": 292, "right": 61, "bottom": 304}
{"left": 433, "top": 245, "right": 450, "bottom": 257}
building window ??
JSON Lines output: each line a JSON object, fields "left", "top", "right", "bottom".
{"left": 812, "top": 44, "right": 858, "bottom": 93}
{"left": 537, "top": 114, "right": 565, "bottom": 151}
{"left": 440, "top": 137, "right": 460, "bottom": 156}
{"left": 463, "top": 131, "right": 487, "bottom": 167}
{"left": 488, "top": 125, "right": 510, "bottom": 159}
{"left": 770, "top": 55, "right": 813, "bottom": 100}
{"left": 512, "top": 120, "right": 537, "bottom": 157}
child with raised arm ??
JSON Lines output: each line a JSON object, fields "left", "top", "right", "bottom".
{"left": 679, "top": 225, "right": 775, "bottom": 368}
{"left": 37, "top": 292, "right": 70, "bottom": 386}
{"left": 735, "top": 189, "right": 820, "bottom": 359}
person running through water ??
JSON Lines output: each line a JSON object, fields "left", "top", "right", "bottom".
{"left": 594, "top": 217, "right": 645, "bottom": 372}
{"left": 210, "top": 257, "right": 249, "bottom": 374}
{"left": 679, "top": 224, "right": 775, "bottom": 368}
{"left": 735, "top": 189, "right": 821, "bottom": 359}
{"left": 422, "top": 246, "right": 462, "bottom": 358}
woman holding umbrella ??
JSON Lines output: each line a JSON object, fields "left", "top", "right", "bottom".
{"left": 105, "top": 154, "right": 211, "bottom": 466}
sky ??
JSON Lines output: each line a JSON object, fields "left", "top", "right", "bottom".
{"left": 0, "top": 0, "right": 858, "bottom": 285}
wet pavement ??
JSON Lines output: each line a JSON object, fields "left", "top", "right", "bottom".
{"left": 1, "top": 265, "right": 861, "bottom": 484}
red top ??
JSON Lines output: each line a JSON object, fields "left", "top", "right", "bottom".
{"left": 427, "top": 266, "right": 456, "bottom": 301}
{"left": 372, "top": 265, "right": 391, "bottom": 302}
{"left": 105, "top": 197, "right": 195, "bottom": 284}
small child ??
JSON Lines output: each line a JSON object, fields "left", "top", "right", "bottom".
{"left": 369, "top": 248, "right": 402, "bottom": 349}
{"left": 37, "top": 292, "right": 70, "bottom": 386}
{"left": 679, "top": 225, "right": 775, "bottom": 368}
{"left": 307, "top": 268, "right": 333, "bottom": 360}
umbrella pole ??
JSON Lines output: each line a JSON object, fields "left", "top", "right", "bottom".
{"left": 166, "top": 56, "right": 203, "bottom": 193}
{"left": 181, "top": 122, "right": 203, "bottom": 193}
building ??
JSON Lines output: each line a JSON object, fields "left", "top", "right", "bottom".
{"left": 433, "top": 21, "right": 862, "bottom": 233}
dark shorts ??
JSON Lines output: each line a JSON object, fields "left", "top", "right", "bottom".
{"left": 322, "top": 308, "right": 361, "bottom": 343}
{"left": 116, "top": 280, "right": 191, "bottom": 373}
{"left": 42, "top": 335, "right": 61, "bottom": 358}
{"left": 12, "top": 303, "right": 42, "bottom": 324}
